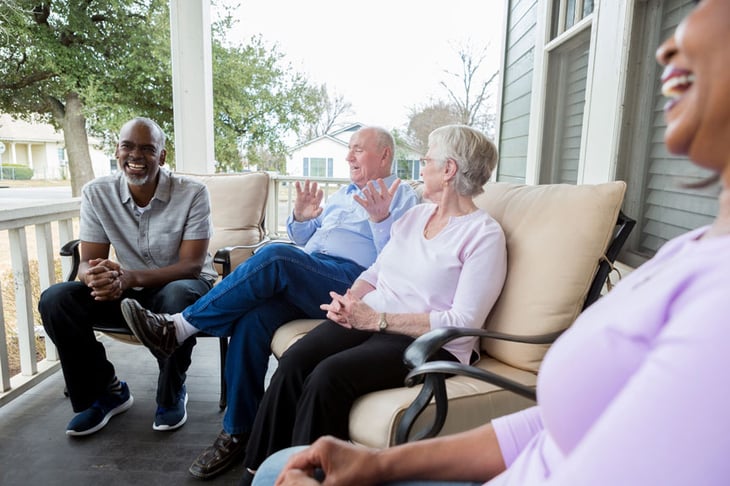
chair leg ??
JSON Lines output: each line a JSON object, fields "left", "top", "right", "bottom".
{"left": 218, "top": 337, "right": 228, "bottom": 411}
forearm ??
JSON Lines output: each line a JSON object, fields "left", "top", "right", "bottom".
{"left": 375, "top": 423, "right": 506, "bottom": 483}
{"left": 122, "top": 260, "right": 203, "bottom": 288}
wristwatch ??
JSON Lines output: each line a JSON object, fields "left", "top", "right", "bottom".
{"left": 378, "top": 312, "right": 388, "bottom": 333}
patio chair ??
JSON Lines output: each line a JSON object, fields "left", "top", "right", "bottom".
{"left": 60, "top": 171, "right": 271, "bottom": 410}
{"left": 270, "top": 181, "right": 634, "bottom": 448}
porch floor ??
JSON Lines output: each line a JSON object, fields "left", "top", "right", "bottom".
{"left": 0, "top": 335, "right": 258, "bottom": 485}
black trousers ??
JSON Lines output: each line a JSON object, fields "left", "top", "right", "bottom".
{"left": 244, "top": 320, "right": 458, "bottom": 469}
{"left": 39, "top": 278, "right": 212, "bottom": 411}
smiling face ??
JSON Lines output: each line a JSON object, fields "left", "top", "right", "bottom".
{"left": 656, "top": 0, "right": 730, "bottom": 178}
{"left": 345, "top": 127, "right": 392, "bottom": 188}
{"left": 115, "top": 120, "right": 166, "bottom": 188}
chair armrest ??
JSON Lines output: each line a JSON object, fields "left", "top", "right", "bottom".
{"left": 60, "top": 239, "right": 81, "bottom": 282}
{"left": 214, "top": 237, "right": 271, "bottom": 278}
{"left": 405, "top": 360, "right": 537, "bottom": 401}
{"left": 404, "top": 326, "right": 565, "bottom": 369}
{"left": 395, "top": 326, "right": 557, "bottom": 445}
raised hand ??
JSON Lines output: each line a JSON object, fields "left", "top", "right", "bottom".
{"left": 353, "top": 178, "right": 401, "bottom": 223}
{"left": 293, "top": 180, "right": 324, "bottom": 222}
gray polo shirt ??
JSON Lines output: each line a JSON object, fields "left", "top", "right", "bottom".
{"left": 79, "top": 168, "right": 217, "bottom": 284}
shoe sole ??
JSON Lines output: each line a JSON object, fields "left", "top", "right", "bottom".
{"left": 66, "top": 395, "right": 134, "bottom": 437}
{"left": 152, "top": 392, "right": 189, "bottom": 431}
{"left": 121, "top": 299, "right": 172, "bottom": 360}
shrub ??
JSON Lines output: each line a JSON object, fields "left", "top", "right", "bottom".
{"left": 1, "top": 164, "right": 34, "bottom": 180}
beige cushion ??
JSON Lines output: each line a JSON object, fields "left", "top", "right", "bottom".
{"left": 476, "top": 182, "right": 626, "bottom": 372}
{"left": 185, "top": 172, "right": 270, "bottom": 275}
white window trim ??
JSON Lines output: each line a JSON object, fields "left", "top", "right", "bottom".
{"left": 525, "top": 0, "right": 635, "bottom": 185}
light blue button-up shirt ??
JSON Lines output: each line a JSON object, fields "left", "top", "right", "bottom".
{"left": 286, "top": 175, "right": 420, "bottom": 269}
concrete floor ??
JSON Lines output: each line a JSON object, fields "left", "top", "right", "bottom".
{"left": 0, "top": 336, "right": 269, "bottom": 486}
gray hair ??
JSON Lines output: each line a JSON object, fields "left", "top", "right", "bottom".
{"left": 427, "top": 125, "right": 498, "bottom": 197}
{"left": 122, "top": 117, "right": 167, "bottom": 149}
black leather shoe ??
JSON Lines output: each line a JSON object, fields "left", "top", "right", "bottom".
{"left": 120, "top": 298, "right": 178, "bottom": 360}
{"left": 189, "top": 430, "right": 247, "bottom": 479}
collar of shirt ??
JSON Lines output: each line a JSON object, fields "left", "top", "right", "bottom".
{"left": 118, "top": 168, "right": 173, "bottom": 206}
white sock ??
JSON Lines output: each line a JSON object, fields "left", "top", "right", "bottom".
{"left": 172, "top": 313, "right": 198, "bottom": 344}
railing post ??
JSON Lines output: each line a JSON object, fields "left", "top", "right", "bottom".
{"left": 35, "top": 222, "right": 59, "bottom": 362}
{"left": 8, "top": 227, "right": 37, "bottom": 376}
{"left": 0, "top": 293, "right": 9, "bottom": 391}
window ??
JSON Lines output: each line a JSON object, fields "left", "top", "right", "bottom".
{"left": 538, "top": 1, "right": 593, "bottom": 184}
{"left": 539, "top": 27, "right": 591, "bottom": 184}
{"left": 396, "top": 159, "right": 420, "bottom": 181}
{"left": 551, "top": 0, "right": 594, "bottom": 39}
{"left": 303, "top": 157, "right": 333, "bottom": 177}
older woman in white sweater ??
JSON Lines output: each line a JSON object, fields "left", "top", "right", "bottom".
{"left": 242, "top": 125, "right": 508, "bottom": 483}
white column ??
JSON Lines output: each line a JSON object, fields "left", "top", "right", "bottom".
{"left": 169, "top": 0, "right": 215, "bottom": 174}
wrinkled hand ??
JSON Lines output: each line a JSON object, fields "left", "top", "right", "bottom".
{"left": 353, "top": 178, "right": 401, "bottom": 223}
{"left": 320, "top": 290, "right": 377, "bottom": 331}
{"left": 275, "top": 436, "right": 379, "bottom": 486}
{"left": 85, "top": 258, "right": 124, "bottom": 301}
{"left": 293, "top": 180, "right": 324, "bottom": 222}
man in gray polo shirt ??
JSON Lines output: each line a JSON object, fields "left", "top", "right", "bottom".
{"left": 40, "top": 117, "right": 217, "bottom": 436}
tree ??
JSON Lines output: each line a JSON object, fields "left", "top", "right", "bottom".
{"left": 404, "top": 42, "right": 499, "bottom": 152}
{"left": 405, "top": 101, "right": 461, "bottom": 153}
{"left": 211, "top": 34, "right": 322, "bottom": 172}
{"left": 440, "top": 42, "right": 499, "bottom": 136}
{"left": 298, "top": 84, "right": 354, "bottom": 143}
{"left": 0, "top": 0, "right": 172, "bottom": 196}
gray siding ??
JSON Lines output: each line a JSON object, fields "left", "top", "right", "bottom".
{"left": 497, "top": 0, "right": 538, "bottom": 183}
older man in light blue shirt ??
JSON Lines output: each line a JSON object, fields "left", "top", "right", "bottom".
{"left": 120, "top": 126, "right": 420, "bottom": 480}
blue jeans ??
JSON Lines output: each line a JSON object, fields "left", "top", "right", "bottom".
{"left": 181, "top": 243, "right": 365, "bottom": 434}
{"left": 252, "top": 447, "right": 483, "bottom": 486}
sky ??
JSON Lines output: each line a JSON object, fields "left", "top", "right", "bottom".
{"left": 217, "top": 0, "right": 506, "bottom": 131}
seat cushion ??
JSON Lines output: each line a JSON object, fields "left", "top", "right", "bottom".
{"left": 186, "top": 172, "right": 270, "bottom": 275}
{"left": 475, "top": 181, "right": 626, "bottom": 372}
{"left": 349, "top": 357, "right": 537, "bottom": 448}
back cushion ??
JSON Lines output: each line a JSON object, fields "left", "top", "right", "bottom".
{"left": 475, "top": 181, "right": 626, "bottom": 372}
{"left": 186, "top": 172, "right": 270, "bottom": 274}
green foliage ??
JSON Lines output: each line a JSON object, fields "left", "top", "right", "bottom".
{"left": 0, "top": 0, "right": 171, "bottom": 125}
{"left": 0, "top": 164, "right": 33, "bottom": 180}
{"left": 212, "top": 35, "right": 322, "bottom": 172}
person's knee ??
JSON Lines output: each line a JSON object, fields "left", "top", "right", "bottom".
{"left": 38, "top": 281, "right": 81, "bottom": 317}
{"left": 252, "top": 446, "right": 309, "bottom": 486}
{"left": 154, "top": 280, "right": 206, "bottom": 313}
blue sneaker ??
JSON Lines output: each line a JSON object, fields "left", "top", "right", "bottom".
{"left": 66, "top": 382, "right": 133, "bottom": 436}
{"left": 153, "top": 385, "right": 188, "bottom": 431}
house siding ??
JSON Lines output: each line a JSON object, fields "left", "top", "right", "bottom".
{"left": 497, "top": 0, "right": 537, "bottom": 183}
{"left": 621, "top": 0, "right": 717, "bottom": 261}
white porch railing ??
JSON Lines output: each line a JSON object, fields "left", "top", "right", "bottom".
{"left": 0, "top": 174, "right": 349, "bottom": 406}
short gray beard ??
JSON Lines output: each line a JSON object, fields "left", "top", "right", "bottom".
{"left": 124, "top": 172, "right": 149, "bottom": 186}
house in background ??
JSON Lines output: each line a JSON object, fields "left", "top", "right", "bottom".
{"left": 286, "top": 123, "right": 423, "bottom": 180}
{"left": 496, "top": 0, "right": 715, "bottom": 267}
{"left": 0, "top": 114, "right": 112, "bottom": 180}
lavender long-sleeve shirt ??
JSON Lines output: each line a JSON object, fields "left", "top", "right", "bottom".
{"left": 491, "top": 226, "right": 730, "bottom": 485}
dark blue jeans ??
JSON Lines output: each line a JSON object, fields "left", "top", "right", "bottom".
{"left": 181, "top": 243, "right": 365, "bottom": 435}
{"left": 39, "top": 278, "right": 212, "bottom": 411}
